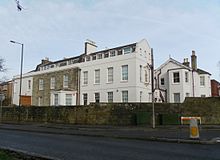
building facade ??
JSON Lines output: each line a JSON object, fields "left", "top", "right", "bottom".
{"left": 12, "top": 39, "right": 153, "bottom": 106}
{"left": 80, "top": 39, "right": 152, "bottom": 104}
{"left": 155, "top": 51, "right": 211, "bottom": 103}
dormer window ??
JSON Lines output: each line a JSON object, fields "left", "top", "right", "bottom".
{"left": 110, "top": 50, "right": 116, "bottom": 57}
{"left": 92, "top": 55, "right": 96, "bottom": 60}
{"left": 118, "top": 50, "right": 122, "bottom": 55}
{"left": 104, "top": 52, "right": 109, "bottom": 58}
{"left": 59, "top": 62, "right": 67, "bottom": 67}
{"left": 97, "top": 54, "right": 102, "bottom": 59}
{"left": 123, "top": 47, "right": 132, "bottom": 54}
{"left": 86, "top": 56, "right": 90, "bottom": 61}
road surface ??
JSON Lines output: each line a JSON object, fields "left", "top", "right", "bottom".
{"left": 0, "top": 129, "right": 219, "bottom": 160}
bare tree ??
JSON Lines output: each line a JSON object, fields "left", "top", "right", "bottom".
{"left": 0, "top": 58, "right": 6, "bottom": 72}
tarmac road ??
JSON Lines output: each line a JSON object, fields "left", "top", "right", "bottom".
{"left": 0, "top": 129, "right": 219, "bottom": 160}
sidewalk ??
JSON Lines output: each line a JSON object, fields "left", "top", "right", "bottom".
{"left": 0, "top": 123, "right": 219, "bottom": 144}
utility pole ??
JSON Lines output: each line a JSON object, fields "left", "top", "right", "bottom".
{"left": 151, "top": 48, "right": 155, "bottom": 129}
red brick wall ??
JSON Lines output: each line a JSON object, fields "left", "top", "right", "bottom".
{"left": 211, "top": 80, "right": 220, "bottom": 97}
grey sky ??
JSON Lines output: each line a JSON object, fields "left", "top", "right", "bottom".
{"left": 0, "top": 0, "right": 220, "bottom": 80}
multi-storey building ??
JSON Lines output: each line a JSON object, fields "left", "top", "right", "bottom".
{"left": 155, "top": 51, "right": 211, "bottom": 103}
{"left": 12, "top": 39, "right": 153, "bottom": 106}
{"left": 80, "top": 39, "right": 152, "bottom": 104}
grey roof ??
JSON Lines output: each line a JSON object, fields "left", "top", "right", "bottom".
{"left": 196, "top": 68, "right": 211, "bottom": 75}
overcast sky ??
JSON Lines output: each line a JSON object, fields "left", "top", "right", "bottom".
{"left": 0, "top": 0, "right": 220, "bottom": 80}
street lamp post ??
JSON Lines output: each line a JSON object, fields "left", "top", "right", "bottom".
{"left": 10, "top": 40, "right": 24, "bottom": 108}
{"left": 151, "top": 48, "right": 155, "bottom": 129}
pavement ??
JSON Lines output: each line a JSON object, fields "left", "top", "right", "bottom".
{"left": 0, "top": 122, "right": 219, "bottom": 145}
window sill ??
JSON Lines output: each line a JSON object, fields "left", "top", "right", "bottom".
{"left": 120, "top": 80, "right": 128, "bottom": 83}
{"left": 106, "top": 82, "right": 113, "bottom": 84}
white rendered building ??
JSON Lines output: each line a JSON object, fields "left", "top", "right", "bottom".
{"left": 12, "top": 72, "right": 34, "bottom": 106}
{"left": 80, "top": 39, "right": 152, "bottom": 104}
{"left": 155, "top": 51, "right": 211, "bottom": 103}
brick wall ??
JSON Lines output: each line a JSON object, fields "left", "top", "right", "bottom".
{"left": 1, "top": 97, "right": 220, "bottom": 125}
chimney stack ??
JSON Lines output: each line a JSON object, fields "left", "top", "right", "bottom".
{"left": 191, "top": 50, "right": 197, "bottom": 70}
{"left": 85, "top": 39, "right": 97, "bottom": 55}
{"left": 182, "top": 58, "right": 190, "bottom": 67}
{"left": 41, "top": 57, "right": 50, "bottom": 64}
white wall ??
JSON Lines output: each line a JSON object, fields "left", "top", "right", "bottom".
{"left": 12, "top": 73, "right": 33, "bottom": 105}
{"left": 80, "top": 39, "right": 152, "bottom": 104}
{"left": 155, "top": 59, "right": 211, "bottom": 103}
{"left": 50, "top": 91, "right": 77, "bottom": 106}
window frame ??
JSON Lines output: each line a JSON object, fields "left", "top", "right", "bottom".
{"left": 107, "top": 92, "right": 113, "bottom": 103}
{"left": 50, "top": 77, "right": 55, "bottom": 90}
{"left": 94, "top": 92, "right": 100, "bottom": 103}
{"left": 185, "top": 72, "right": 189, "bottom": 83}
{"left": 122, "top": 90, "right": 128, "bottom": 102}
{"left": 39, "top": 79, "right": 44, "bottom": 91}
{"left": 65, "top": 94, "right": 72, "bottom": 106}
{"left": 161, "top": 78, "right": 165, "bottom": 85}
{"left": 63, "top": 75, "right": 69, "bottom": 88}
{"left": 94, "top": 69, "right": 100, "bottom": 84}
{"left": 121, "top": 65, "right": 128, "bottom": 81}
{"left": 173, "top": 72, "right": 180, "bottom": 83}
{"left": 200, "top": 76, "right": 205, "bottom": 86}
{"left": 123, "top": 47, "right": 132, "bottom": 54}
{"left": 107, "top": 67, "right": 113, "bottom": 83}
{"left": 83, "top": 71, "right": 88, "bottom": 85}
{"left": 83, "top": 93, "right": 88, "bottom": 105}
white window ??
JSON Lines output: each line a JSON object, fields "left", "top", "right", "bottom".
{"left": 38, "top": 96, "right": 42, "bottom": 106}
{"left": 27, "top": 80, "right": 31, "bottom": 90}
{"left": 145, "top": 70, "right": 148, "bottom": 83}
{"left": 95, "top": 92, "right": 100, "bottom": 103}
{"left": 107, "top": 67, "right": 113, "bottom": 83}
{"left": 185, "top": 72, "right": 189, "bottom": 83}
{"left": 140, "top": 65, "right": 142, "bottom": 82}
{"left": 86, "top": 56, "right": 90, "bottom": 61}
{"left": 97, "top": 54, "right": 102, "bottom": 59}
{"left": 54, "top": 94, "right": 59, "bottom": 106}
{"left": 110, "top": 50, "right": 116, "bottom": 57}
{"left": 108, "top": 92, "right": 113, "bottom": 103}
{"left": 83, "top": 71, "right": 88, "bottom": 85}
{"left": 39, "top": 79, "right": 44, "bottom": 91}
{"left": 95, "top": 69, "right": 100, "bottom": 84}
{"left": 83, "top": 93, "right": 88, "bottom": 105}
{"left": 122, "top": 91, "right": 128, "bottom": 102}
{"left": 63, "top": 75, "right": 68, "bottom": 88}
{"left": 123, "top": 47, "right": 131, "bottom": 54}
{"left": 173, "top": 72, "right": 180, "bottom": 83}
{"left": 104, "top": 53, "right": 109, "bottom": 58}
{"left": 200, "top": 76, "right": 205, "bottom": 86}
{"left": 174, "top": 93, "right": 180, "bottom": 103}
{"left": 122, "top": 65, "right": 128, "bottom": 81}
{"left": 92, "top": 55, "right": 96, "bottom": 60}
{"left": 50, "top": 77, "right": 55, "bottom": 89}
{"left": 65, "top": 94, "right": 72, "bottom": 105}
